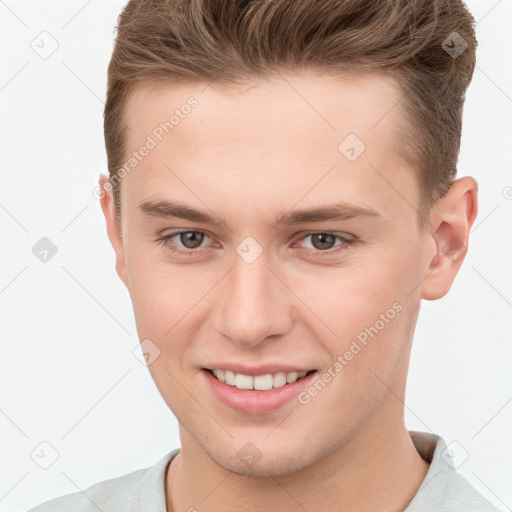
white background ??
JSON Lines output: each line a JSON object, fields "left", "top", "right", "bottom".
{"left": 0, "top": 1, "right": 511, "bottom": 511}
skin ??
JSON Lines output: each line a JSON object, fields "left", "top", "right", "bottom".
{"left": 99, "top": 71, "right": 478, "bottom": 512}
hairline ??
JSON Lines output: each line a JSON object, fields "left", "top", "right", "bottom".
{"left": 111, "top": 70, "right": 437, "bottom": 233}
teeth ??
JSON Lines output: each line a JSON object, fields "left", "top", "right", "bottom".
{"left": 286, "top": 371, "right": 299, "bottom": 383}
{"left": 235, "top": 373, "right": 253, "bottom": 390}
{"left": 225, "top": 370, "right": 236, "bottom": 386}
{"left": 211, "top": 369, "right": 311, "bottom": 390}
{"left": 273, "top": 372, "right": 287, "bottom": 388}
{"left": 253, "top": 374, "right": 273, "bottom": 391}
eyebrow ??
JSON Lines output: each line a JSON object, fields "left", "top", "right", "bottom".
{"left": 138, "top": 199, "right": 382, "bottom": 227}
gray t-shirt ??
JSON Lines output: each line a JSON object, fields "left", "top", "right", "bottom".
{"left": 27, "top": 431, "right": 501, "bottom": 511}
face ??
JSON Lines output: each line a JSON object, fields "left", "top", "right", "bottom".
{"left": 101, "top": 71, "right": 439, "bottom": 476}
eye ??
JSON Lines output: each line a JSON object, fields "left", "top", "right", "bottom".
{"left": 157, "top": 230, "right": 355, "bottom": 258}
{"left": 295, "top": 231, "right": 354, "bottom": 256}
{"left": 157, "top": 230, "right": 211, "bottom": 256}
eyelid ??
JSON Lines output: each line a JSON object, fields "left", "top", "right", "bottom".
{"left": 293, "top": 230, "right": 353, "bottom": 245}
{"left": 291, "top": 231, "right": 354, "bottom": 256}
{"left": 157, "top": 229, "right": 213, "bottom": 255}
{"left": 158, "top": 229, "right": 355, "bottom": 256}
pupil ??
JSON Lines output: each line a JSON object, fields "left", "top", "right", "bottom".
{"left": 178, "top": 233, "right": 335, "bottom": 250}
{"left": 181, "top": 232, "right": 204, "bottom": 248}
{"left": 312, "top": 233, "right": 335, "bottom": 250}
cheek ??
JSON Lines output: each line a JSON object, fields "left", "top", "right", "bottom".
{"left": 301, "top": 242, "right": 421, "bottom": 368}
{"left": 298, "top": 261, "right": 408, "bottom": 340}
{"left": 125, "top": 244, "right": 199, "bottom": 328}
{"left": 126, "top": 256, "right": 215, "bottom": 371}
{"left": 302, "top": 296, "right": 416, "bottom": 427}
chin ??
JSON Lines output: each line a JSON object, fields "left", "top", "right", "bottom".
{"left": 201, "top": 441, "right": 318, "bottom": 478}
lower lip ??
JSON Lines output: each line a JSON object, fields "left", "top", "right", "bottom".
{"left": 201, "top": 369, "right": 317, "bottom": 415}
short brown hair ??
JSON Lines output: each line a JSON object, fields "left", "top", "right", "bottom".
{"left": 104, "top": 0, "right": 477, "bottom": 229}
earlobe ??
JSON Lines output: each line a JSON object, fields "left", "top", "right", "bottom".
{"left": 420, "top": 177, "right": 478, "bottom": 301}
{"left": 98, "top": 173, "right": 129, "bottom": 288}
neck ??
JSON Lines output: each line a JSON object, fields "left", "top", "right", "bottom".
{"left": 165, "top": 399, "right": 430, "bottom": 512}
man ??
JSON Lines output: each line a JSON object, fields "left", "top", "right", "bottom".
{"left": 28, "top": 0, "right": 501, "bottom": 510}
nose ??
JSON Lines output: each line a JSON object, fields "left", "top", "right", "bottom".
{"left": 214, "top": 251, "right": 294, "bottom": 348}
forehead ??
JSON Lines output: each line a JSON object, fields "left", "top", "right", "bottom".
{"left": 120, "top": 71, "right": 417, "bottom": 222}
{"left": 125, "top": 70, "right": 406, "bottom": 147}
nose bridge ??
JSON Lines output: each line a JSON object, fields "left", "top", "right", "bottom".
{"left": 214, "top": 249, "right": 292, "bottom": 347}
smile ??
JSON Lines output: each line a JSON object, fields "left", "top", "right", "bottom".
{"left": 206, "top": 368, "right": 314, "bottom": 390}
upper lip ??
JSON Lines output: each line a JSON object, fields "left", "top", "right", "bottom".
{"left": 203, "top": 364, "right": 315, "bottom": 376}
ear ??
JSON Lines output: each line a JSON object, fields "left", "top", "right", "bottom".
{"left": 98, "top": 173, "right": 129, "bottom": 288}
{"left": 420, "top": 177, "right": 478, "bottom": 300}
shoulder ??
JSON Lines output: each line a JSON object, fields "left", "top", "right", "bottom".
{"left": 27, "top": 468, "right": 150, "bottom": 512}
{"left": 407, "top": 431, "right": 502, "bottom": 512}
{"left": 26, "top": 449, "right": 179, "bottom": 512}
{"left": 438, "top": 470, "right": 503, "bottom": 511}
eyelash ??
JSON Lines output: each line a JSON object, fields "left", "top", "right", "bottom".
{"left": 156, "top": 230, "right": 355, "bottom": 258}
